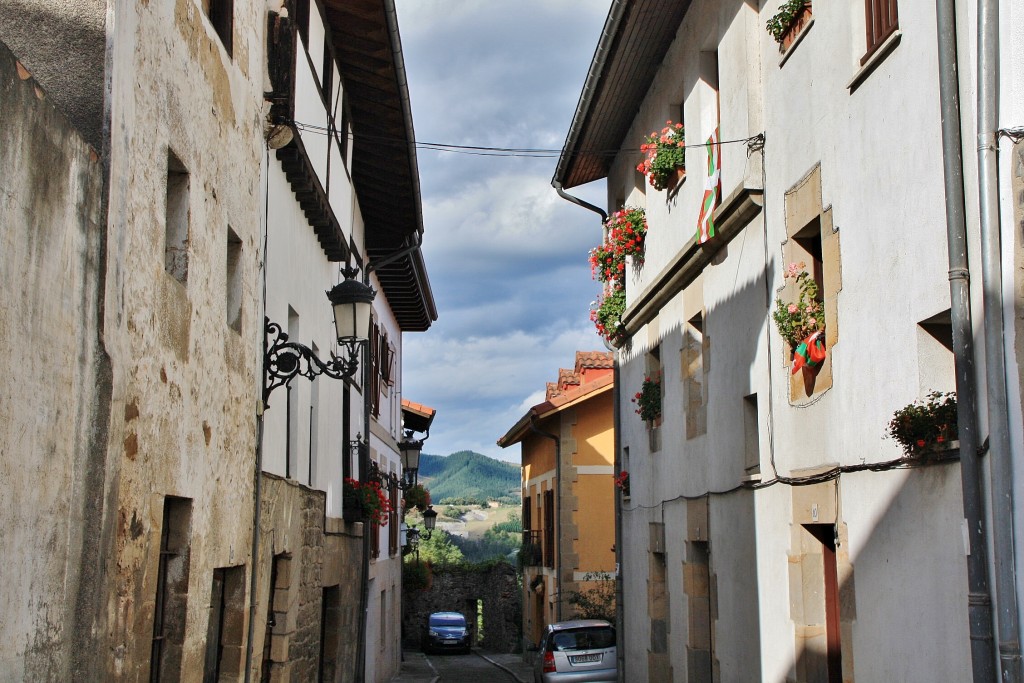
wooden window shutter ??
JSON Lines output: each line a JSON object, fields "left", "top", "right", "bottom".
{"left": 863, "top": 0, "right": 899, "bottom": 64}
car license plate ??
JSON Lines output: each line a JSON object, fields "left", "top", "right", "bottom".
{"left": 570, "top": 653, "right": 601, "bottom": 664}
{"left": 444, "top": 639, "right": 458, "bottom": 644}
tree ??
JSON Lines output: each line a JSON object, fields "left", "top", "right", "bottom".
{"left": 566, "top": 572, "right": 616, "bottom": 622}
{"left": 417, "top": 529, "right": 464, "bottom": 566}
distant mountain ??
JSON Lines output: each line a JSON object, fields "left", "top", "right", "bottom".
{"left": 419, "top": 451, "right": 521, "bottom": 504}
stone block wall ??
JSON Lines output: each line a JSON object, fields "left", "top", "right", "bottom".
{"left": 402, "top": 563, "right": 522, "bottom": 653}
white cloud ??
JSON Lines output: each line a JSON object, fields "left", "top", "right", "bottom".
{"left": 393, "top": 0, "right": 612, "bottom": 462}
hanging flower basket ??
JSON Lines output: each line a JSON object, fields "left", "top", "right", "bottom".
{"left": 590, "top": 287, "right": 627, "bottom": 346}
{"left": 403, "top": 483, "right": 431, "bottom": 513}
{"left": 343, "top": 477, "right": 392, "bottom": 526}
{"left": 766, "top": 0, "right": 812, "bottom": 49}
{"left": 632, "top": 375, "right": 662, "bottom": 424}
{"left": 886, "top": 392, "right": 958, "bottom": 459}
{"left": 637, "top": 121, "right": 686, "bottom": 191}
{"left": 588, "top": 207, "right": 648, "bottom": 286}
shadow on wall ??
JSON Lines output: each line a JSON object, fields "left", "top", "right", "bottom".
{"left": 777, "top": 458, "right": 970, "bottom": 683}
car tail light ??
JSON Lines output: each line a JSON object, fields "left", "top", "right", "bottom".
{"left": 543, "top": 651, "right": 556, "bottom": 673}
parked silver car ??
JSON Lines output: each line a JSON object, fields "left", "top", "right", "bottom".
{"left": 533, "top": 619, "right": 617, "bottom": 682}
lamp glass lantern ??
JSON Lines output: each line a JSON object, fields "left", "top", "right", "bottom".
{"left": 422, "top": 505, "right": 438, "bottom": 533}
{"left": 326, "top": 278, "right": 375, "bottom": 341}
{"left": 399, "top": 439, "right": 423, "bottom": 485}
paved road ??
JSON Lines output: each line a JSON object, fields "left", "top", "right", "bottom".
{"left": 427, "top": 652, "right": 523, "bottom": 683}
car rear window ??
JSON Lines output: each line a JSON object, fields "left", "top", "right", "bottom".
{"left": 549, "top": 627, "right": 615, "bottom": 652}
{"left": 430, "top": 615, "right": 466, "bottom": 628}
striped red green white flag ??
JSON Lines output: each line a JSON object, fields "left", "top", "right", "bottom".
{"left": 695, "top": 127, "right": 721, "bottom": 244}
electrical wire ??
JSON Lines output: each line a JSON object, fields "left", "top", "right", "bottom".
{"left": 288, "top": 119, "right": 762, "bottom": 158}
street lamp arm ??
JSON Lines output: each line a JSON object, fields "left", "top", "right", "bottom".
{"left": 263, "top": 317, "right": 359, "bottom": 409}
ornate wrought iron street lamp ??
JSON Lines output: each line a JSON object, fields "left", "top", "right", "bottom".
{"left": 262, "top": 273, "right": 375, "bottom": 409}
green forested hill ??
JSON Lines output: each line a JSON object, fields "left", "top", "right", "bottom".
{"left": 419, "top": 450, "right": 521, "bottom": 504}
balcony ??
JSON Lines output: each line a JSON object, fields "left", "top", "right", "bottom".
{"left": 520, "top": 530, "right": 543, "bottom": 567}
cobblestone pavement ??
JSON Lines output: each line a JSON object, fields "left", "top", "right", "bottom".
{"left": 390, "top": 650, "right": 534, "bottom": 683}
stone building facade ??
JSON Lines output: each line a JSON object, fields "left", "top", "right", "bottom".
{"left": 0, "top": 0, "right": 434, "bottom": 681}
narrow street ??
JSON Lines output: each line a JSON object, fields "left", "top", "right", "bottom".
{"left": 391, "top": 651, "right": 532, "bottom": 683}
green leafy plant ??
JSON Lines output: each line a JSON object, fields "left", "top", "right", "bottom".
{"left": 343, "top": 477, "right": 392, "bottom": 526}
{"left": 403, "top": 483, "right": 431, "bottom": 512}
{"left": 636, "top": 121, "right": 686, "bottom": 190}
{"left": 403, "top": 556, "right": 430, "bottom": 590}
{"left": 772, "top": 262, "right": 825, "bottom": 349}
{"left": 887, "top": 392, "right": 958, "bottom": 458}
{"left": 566, "top": 572, "right": 616, "bottom": 622}
{"left": 632, "top": 375, "right": 662, "bottom": 423}
{"left": 766, "top": 0, "right": 811, "bottom": 43}
{"left": 590, "top": 287, "right": 627, "bottom": 345}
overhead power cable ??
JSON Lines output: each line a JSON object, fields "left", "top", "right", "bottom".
{"left": 288, "top": 119, "right": 761, "bottom": 158}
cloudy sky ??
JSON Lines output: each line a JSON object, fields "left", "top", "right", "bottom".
{"left": 393, "top": 1, "right": 611, "bottom": 461}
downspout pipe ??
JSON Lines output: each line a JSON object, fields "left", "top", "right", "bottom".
{"left": 975, "top": 0, "right": 1022, "bottom": 676}
{"left": 553, "top": 181, "right": 608, "bottom": 223}
{"left": 355, "top": 232, "right": 423, "bottom": 682}
{"left": 529, "top": 416, "right": 562, "bottom": 621}
{"left": 935, "top": 1, "right": 997, "bottom": 678}
{"left": 603, "top": 338, "right": 624, "bottom": 683}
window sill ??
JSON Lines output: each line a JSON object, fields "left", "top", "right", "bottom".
{"left": 778, "top": 17, "right": 814, "bottom": 68}
{"left": 847, "top": 30, "right": 902, "bottom": 93}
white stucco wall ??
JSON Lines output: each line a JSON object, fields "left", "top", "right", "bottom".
{"left": 608, "top": 0, "right": 984, "bottom": 679}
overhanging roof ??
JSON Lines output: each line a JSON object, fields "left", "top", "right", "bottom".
{"left": 497, "top": 376, "right": 614, "bottom": 448}
{"left": 324, "top": 0, "right": 437, "bottom": 331}
{"left": 553, "top": 0, "right": 692, "bottom": 190}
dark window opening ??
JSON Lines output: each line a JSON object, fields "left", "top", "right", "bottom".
{"left": 207, "top": 0, "right": 233, "bottom": 56}
{"left": 543, "top": 489, "right": 555, "bottom": 568}
{"left": 151, "top": 496, "right": 193, "bottom": 683}
{"left": 295, "top": 0, "right": 310, "bottom": 46}
{"left": 165, "top": 149, "right": 190, "bottom": 284}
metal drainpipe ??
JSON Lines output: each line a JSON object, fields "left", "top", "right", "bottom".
{"left": 976, "top": 0, "right": 1022, "bottom": 676}
{"left": 555, "top": 178, "right": 618, "bottom": 674}
{"left": 244, "top": 147, "right": 272, "bottom": 683}
{"left": 529, "top": 416, "right": 562, "bottom": 621}
{"left": 603, "top": 340, "right": 624, "bottom": 683}
{"left": 355, "top": 237, "right": 424, "bottom": 682}
{"left": 934, "top": 1, "right": 997, "bottom": 679}
{"left": 553, "top": 181, "right": 608, "bottom": 223}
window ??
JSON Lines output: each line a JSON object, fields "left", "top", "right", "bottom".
{"left": 318, "top": 586, "right": 341, "bottom": 682}
{"left": 321, "top": 41, "right": 334, "bottom": 105}
{"left": 206, "top": 0, "right": 233, "bottom": 56}
{"left": 863, "top": 0, "right": 898, "bottom": 64}
{"left": 261, "top": 555, "right": 291, "bottom": 683}
{"left": 743, "top": 394, "right": 760, "bottom": 474}
{"left": 684, "top": 541, "right": 715, "bottom": 680}
{"left": 917, "top": 310, "right": 955, "bottom": 396}
{"left": 389, "top": 482, "right": 399, "bottom": 555}
{"left": 151, "top": 497, "right": 193, "bottom": 683}
{"left": 225, "top": 227, "right": 242, "bottom": 332}
{"left": 203, "top": 565, "right": 245, "bottom": 682}
{"left": 295, "top": 0, "right": 310, "bottom": 46}
{"left": 682, "top": 315, "right": 708, "bottom": 439}
{"left": 523, "top": 496, "right": 532, "bottom": 531}
{"left": 165, "top": 149, "right": 190, "bottom": 284}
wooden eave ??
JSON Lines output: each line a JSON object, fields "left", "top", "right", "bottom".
{"left": 554, "top": 0, "right": 693, "bottom": 189}
{"left": 323, "top": 0, "right": 437, "bottom": 331}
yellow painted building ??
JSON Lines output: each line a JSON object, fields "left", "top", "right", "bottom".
{"left": 498, "top": 351, "right": 616, "bottom": 647}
